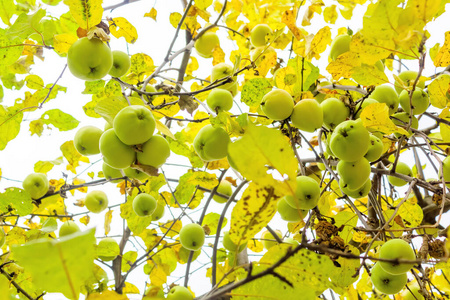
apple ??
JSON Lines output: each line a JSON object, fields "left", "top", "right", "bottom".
{"left": 67, "top": 37, "right": 113, "bottom": 81}
{"left": 211, "top": 63, "right": 235, "bottom": 90}
{"left": 329, "top": 34, "right": 351, "bottom": 61}
{"left": 59, "top": 220, "right": 80, "bottom": 237}
{"left": 399, "top": 88, "right": 429, "bottom": 115}
{"left": 109, "top": 50, "right": 131, "bottom": 77}
{"left": 194, "top": 31, "right": 220, "bottom": 58}
{"left": 73, "top": 125, "right": 103, "bottom": 156}
{"left": 329, "top": 119, "right": 370, "bottom": 162}
{"left": 213, "top": 180, "right": 232, "bottom": 204}
{"left": 85, "top": 190, "right": 109, "bottom": 213}
{"left": 206, "top": 89, "right": 233, "bottom": 112}
{"left": 102, "top": 162, "right": 123, "bottom": 183}
{"left": 285, "top": 176, "right": 321, "bottom": 210}
{"left": 222, "top": 231, "right": 246, "bottom": 252}
{"left": 320, "top": 97, "right": 349, "bottom": 130}
{"left": 337, "top": 157, "right": 371, "bottom": 191}
{"left": 124, "top": 167, "right": 149, "bottom": 181}
{"left": 391, "top": 112, "right": 419, "bottom": 137}
{"left": 260, "top": 89, "right": 294, "bottom": 121}
{"left": 388, "top": 162, "right": 412, "bottom": 187}
{"left": 144, "top": 285, "right": 165, "bottom": 299}
{"left": 290, "top": 99, "right": 323, "bottom": 132}
{"left": 167, "top": 286, "right": 193, "bottom": 300}
{"left": 152, "top": 202, "right": 165, "bottom": 221}
{"left": 136, "top": 135, "right": 171, "bottom": 168}
{"left": 250, "top": 24, "right": 273, "bottom": 47}
{"left": 179, "top": 223, "right": 205, "bottom": 251}
{"left": 178, "top": 246, "right": 201, "bottom": 264}
{"left": 284, "top": 237, "right": 299, "bottom": 246}
{"left": 22, "top": 173, "right": 49, "bottom": 199}
{"left": 371, "top": 262, "right": 407, "bottom": 294}
{"left": 442, "top": 156, "right": 450, "bottom": 188}
{"left": 364, "top": 134, "right": 384, "bottom": 162}
{"left": 277, "top": 197, "right": 307, "bottom": 222}
{"left": 132, "top": 84, "right": 158, "bottom": 102}
{"left": 340, "top": 179, "right": 371, "bottom": 199}
{"left": 0, "top": 229, "right": 5, "bottom": 247}
{"left": 193, "top": 124, "right": 230, "bottom": 161}
{"left": 261, "top": 230, "right": 282, "bottom": 250}
{"left": 378, "top": 238, "right": 416, "bottom": 275}
{"left": 113, "top": 105, "right": 156, "bottom": 145}
{"left": 394, "top": 70, "right": 426, "bottom": 94}
{"left": 370, "top": 84, "right": 399, "bottom": 115}
{"left": 97, "top": 237, "right": 120, "bottom": 261}
{"left": 99, "top": 129, "right": 136, "bottom": 169}
{"left": 402, "top": 285, "right": 425, "bottom": 300}
{"left": 132, "top": 193, "right": 157, "bottom": 217}
{"left": 375, "top": 60, "right": 385, "bottom": 72}
{"left": 250, "top": 46, "right": 276, "bottom": 65}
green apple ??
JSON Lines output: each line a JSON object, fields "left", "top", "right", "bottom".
{"left": 124, "top": 167, "right": 149, "bottom": 181}
{"left": 399, "top": 88, "right": 429, "bottom": 115}
{"left": 337, "top": 157, "right": 371, "bottom": 191}
{"left": 97, "top": 237, "right": 120, "bottom": 261}
{"left": 136, "top": 135, "right": 171, "bottom": 168}
{"left": 85, "top": 190, "right": 109, "bottom": 213}
{"left": 211, "top": 63, "right": 235, "bottom": 90}
{"left": 109, "top": 50, "right": 131, "bottom": 77}
{"left": 250, "top": 24, "right": 273, "bottom": 47}
{"left": 290, "top": 99, "right": 323, "bottom": 132}
{"left": 195, "top": 31, "right": 220, "bottom": 58}
{"left": 73, "top": 125, "right": 103, "bottom": 156}
{"left": 364, "top": 134, "right": 384, "bottom": 162}
{"left": 132, "top": 193, "right": 157, "bottom": 217}
{"left": 228, "top": 82, "right": 239, "bottom": 97}
{"left": 0, "top": 229, "right": 5, "bottom": 248}
{"left": 285, "top": 176, "right": 321, "bottom": 210}
{"left": 394, "top": 70, "right": 426, "bottom": 94}
{"left": 277, "top": 197, "right": 307, "bottom": 222}
{"left": 260, "top": 89, "right": 294, "bottom": 121}
{"left": 206, "top": 89, "right": 233, "bottom": 112}
{"left": 371, "top": 262, "right": 407, "bottom": 294}
{"left": 113, "top": 105, "right": 156, "bottom": 145}
{"left": 402, "top": 285, "right": 424, "bottom": 300}
{"left": 378, "top": 238, "right": 416, "bottom": 275}
{"left": 340, "top": 179, "right": 371, "bottom": 199}
{"left": 167, "top": 286, "right": 193, "bottom": 300}
{"left": 354, "top": 98, "right": 378, "bottom": 119}
{"left": 179, "top": 223, "right": 205, "bottom": 251}
{"left": 102, "top": 162, "right": 123, "bottom": 183}
{"left": 193, "top": 124, "right": 230, "bottom": 161}
{"left": 320, "top": 97, "right": 349, "bottom": 130}
{"left": 152, "top": 202, "right": 165, "bottom": 221}
{"left": 222, "top": 231, "right": 246, "bottom": 252}
{"left": 388, "top": 162, "right": 412, "bottom": 187}
{"left": 370, "top": 85, "right": 399, "bottom": 115}
{"left": 391, "top": 112, "right": 419, "bottom": 137}
{"left": 132, "top": 84, "right": 158, "bottom": 102}
{"left": 329, "top": 119, "right": 370, "bottom": 162}
{"left": 329, "top": 34, "right": 351, "bottom": 61}
{"left": 99, "top": 129, "right": 136, "bottom": 169}
{"left": 284, "top": 237, "right": 299, "bottom": 246}
{"left": 442, "top": 156, "right": 450, "bottom": 188}
{"left": 213, "top": 180, "right": 232, "bottom": 204}
{"left": 261, "top": 230, "right": 282, "bottom": 250}
{"left": 144, "top": 285, "right": 165, "bottom": 299}
{"left": 22, "top": 173, "right": 49, "bottom": 199}
{"left": 375, "top": 60, "right": 385, "bottom": 72}
{"left": 67, "top": 37, "right": 113, "bottom": 81}
{"left": 59, "top": 220, "right": 80, "bottom": 237}
{"left": 178, "top": 246, "right": 201, "bottom": 264}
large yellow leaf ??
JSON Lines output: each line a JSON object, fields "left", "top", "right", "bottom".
{"left": 434, "top": 31, "right": 450, "bottom": 67}
{"left": 306, "top": 26, "right": 331, "bottom": 60}
{"left": 109, "top": 17, "right": 138, "bottom": 44}
{"left": 407, "top": 0, "right": 441, "bottom": 24}
{"left": 352, "top": 64, "right": 389, "bottom": 86}
{"left": 360, "top": 103, "right": 408, "bottom": 135}
{"left": 428, "top": 74, "right": 450, "bottom": 108}
{"left": 87, "top": 291, "right": 128, "bottom": 299}
{"left": 326, "top": 52, "right": 360, "bottom": 79}
{"left": 64, "top": 0, "right": 103, "bottom": 30}
{"left": 350, "top": 32, "right": 394, "bottom": 64}
{"left": 60, "top": 140, "right": 90, "bottom": 173}
{"left": 282, "top": 9, "right": 303, "bottom": 40}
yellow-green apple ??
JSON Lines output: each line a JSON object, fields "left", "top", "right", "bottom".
{"left": 152, "top": 202, "right": 165, "bottom": 221}
{"left": 399, "top": 88, "right": 429, "bottom": 115}
{"left": 340, "top": 179, "right": 371, "bottom": 199}
{"left": 213, "top": 180, "right": 232, "bottom": 204}
{"left": 102, "top": 162, "right": 123, "bottom": 183}
{"left": 285, "top": 176, "right": 321, "bottom": 210}
{"left": 132, "top": 193, "right": 157, "bottom": 217}
{"left": 394, "top": 70, "right": 426, "bottom": 93}
{"left": 73, "top": 125, "right": 103, "bottom": 156}
{"left": 136, "top": 135, "right": 171, "bottom": 168}
{"left": 97, "top": 237, "right": 120, "bottom": 261}
{"left": 370, "top": 85, "right": 399, "bottom": 115}
{"left": 113, "top": 105, "right": 156, "bottom": 145}
{"left": 402, "top": 285, "right": 424, "bottom": 300}
{"left": 250, "top": 24, "right": 273, "bottom": 47}
{"left": 320, "top": 97, "right": 349, "bottom": 130}
{"left": 85, "top": 190, "right": 108, "bottom": 213}
{"left": 59, "top": 220, "right": 80, "bottom": 237}
{"left": 364, "top": 134, "right": 384, "bottom": 162}
{"left": 193, "top": 125, "right": 230, "bottom": 161}
{"left": 132, "top": 84, "right": 158, "bottom": 102}
{"left": 207, "top": 89, "right": 233, "bottom": 112}
{"left": 99, "top": 129, "right": 136, "bottom": 169}
{"left": 329, "top": 34, "right": 351, "bottom": 61}
{"left": 329, "top": 119, "right": 370, "bottom": 162}
{"left": 277, "top": 197, "right": 307, "bottom": 222}
{"left": 290, "top": 99, "right": 323, "bottom": 132}
{"left": 337, "top": 157, "right": 371, "bottom": 190}
{"left": 124, "top": 167, "right": 149, "bottom": 181}
{"left": 261, "top": 230, "right": 282, "bottom": 250}
{"left": 222, "top": 231, "right": 246, "bottom": 252}
{"left": 22, "top": 173, "right": 49, "bottom": 199}
{"left": 211, "top": 63, "right": 235, "bottom": 90}
{"left": 260, "top": 89, "right": 294, "bottom": 120}
{"left": 109, "top": 50, "right": 131, "bottom": 77}
{"left": 67, "top": 37, "right": 113, "bottom": 81}
{"left": 392, "top": 112, "right": 419, "bottom": 137}
{"left": 378, "top": 238, "right": 416, "bottom": 274}
{"left": 388, "top": 162, "right": 412, "bottom": 187}
{"left": 195, "top": 31, "right": 220, "bottom": 58}
{"left": 167, "top": 286, "right": 193, "bottom": 300}
{"left": 179, "top": 223, "right": 205, "bottom": 251}
{"left": 371, "top": 262, "right": 408, "bottom": 294}
{"left": 178, "top": 246, "right": 201, "bottom": 264}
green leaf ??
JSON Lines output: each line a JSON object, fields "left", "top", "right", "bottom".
{"left": 41, "top": 217, "right": 58, "bottom": 233}
{"left": 34, "top": 157, "right": 63, "bottom": 174}
{"left": 334, "top": 211, "right": 358, "bottom": 243}
{"left": 203, "top": 212, "right": 227, "bottom": 235}
{"left": 82, "top": 79, "right": 105, "bottom": 94}
{"left": 6, "top": 9, "right": 45, "bottom": 39}
{"left": 122, "top": 251, "right": 138, "bottom": 272}
{"left": 12, "top": 229, "right": 96, "bottom": 300}
{"left": 287, "top": 56, "right": 320, "bottom": 94}
{"left": 0, "top": 29, "right": 23, "bottom": 67}
{"left": 174, "top": 171, "right": 217, "bottom": 204}
{"left": 25, "top": 74, "right": 44, "bottom": 90}
{"left": 41, "top": 109, "right": 79, "bottom": 131}
{"left": 0, "top": 0, "right": 15, "bottom": 26}
{"left": 240, "top": 78, "right": 272, "bottom": 107}
{"left": 63, "top": 0, "right": 103, "bottom": 30}
{"left": 94, "top": 96, "right": 143, "bottom": 125}
{"left": 0, "top": 104, "right": 23, "bottom": 150}
{"left": 352, "top": 64, "right": 389, "bottom": 86}
{"left": 0, "top": 187, "right": 33, "bottom": 216}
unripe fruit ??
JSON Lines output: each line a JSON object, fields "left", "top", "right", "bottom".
{"left": 195, "top": 31, "right": 220, "bottom": 58}
{"left": 102, "top": 162, "right": 123, "bottom": 183}
{"left": 365, "top": 134, "right": 384, "bottom": 162}
{"left": 395, "top": 70, "right": 426, "bottom": 94}
{"left": 399, "top": 88, "right": 429, "bottom": 115}
{"left": 179, "top": 223, "right": 205, "bottom": 251}
{"left": 329, "top": 34, "right": 351, "bottom": 61}
{"left": 285, "top": 176, "right": 321, "bottom": 210}
{"left": 152, "top": 202, "right": 165, "bottom": 221}
{"left": 22, "top": 173, "right": 49, "bottom": 199}
{"left": 109, "top": 50, "right": 131, "bottom": 78}
{"left": 207, "top": 89, "right": 234, "bottom": 112}
{"left": 261, "top": 230, "right": 282, "bottom": 250}
{"left": 178, "top": 246, "right": 201, "bottom": 264}
{"left": 340, "top": 179, "right": 371, "bottom": 199}
{"left": 329, "top": 119, "right": 370, "bottom": 162}
{"left": 73, "top": 126, "right": 103, "bottom": 156}
{"left": 250, "top": 46, "right": 276, "bottom": 65}
{"left": 211, "top": 63, "right": 235, "bottom": 90}
{"left": 371, "top": 262, "right": 407, "bottom": 294}
{"left": 370, "top": 85, "right": 399, "bottom": 115}
{"left": 213, "top": 180, "right": 232, "bottom": 204}
{"left": 113, "top": 105, "right": 156, "bottom": 145}
{"left": 132, "top": 193, "right": 157, "bottom": 217}
{"left": 223, "top": 231, "right": 246, "bottom": 252}
{"left": 337, "top": 157, "right": 371, "bottom": 191}
{"left": 136, "top": 135, "right": 171, "bottom": 168}
{"left": 277, "top": 197, "right": 307, "bottom": 222}
{"left": 167, "top": 286, "right": 193, "bottom": 300}
{"left": 442, "top": 156, "right": 450, "bottom": 188}
{"left": 378, "top": 239, "right": 416, "bottom": 275}
{"left": 85, "top": 190, "right": 108, "bottom": 213}
{"left": 193, "top": 125, "right": 230, "bottom": 161}
{"left": 388, "top": 162, "right": 412, "bottom": 187}
{"left": 59, "top": 220, "right": 80, "bottom": 237}
{"left": 320, "top": 97, "right": 349, "bottom": 130}
{"left": 250, "top": 24, "right": 273, "bottom": 47}
{"left": 290, "top": 99, "right": 323, "bottom": 132}
{"left": 124, "top": 167, "right": 149, "bottom": 181}
{"left": 99, "top": 129, "right": 136, "bottom": 169}
{"left": 260, "top": 89, "right": 294, "bottom": 121}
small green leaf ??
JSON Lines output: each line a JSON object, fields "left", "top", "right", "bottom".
{"left": 203, "top": 212, "right": 227, "bottom": 235}
{"left": 6, "top": 9, "right": 45, "bottom": 39}
{"left": 0, "top": 187, "right": 33, "bottom": 216}
{"left": 41, "top": 109, "right": 79, "bottom": 131}
{"left": 25, "top": 74, "right": 44, "bottom": 90}
{"left": 41, "top": 218, "right": 58, "bottom": 233}
{"left": 82, "top": 79, "right": 105, "bottom": 94}
{"left": 240, "top": 78, "right": 272, "bottom": 107}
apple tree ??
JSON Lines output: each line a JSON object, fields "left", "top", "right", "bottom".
{"left": 1, "top": 0, "right": 450, "bottom": 299}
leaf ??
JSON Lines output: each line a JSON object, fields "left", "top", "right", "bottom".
{"left": 13, "top": 229, "right": 96, "bottom": 300}
{"left": 282, "top": 9, "right": 303, "bottom": 40}
{"left": 144, "top": 7, "right": 157, "bottom": 21}
{"left": 350, "top": 31, "right": 395, "bottom": 64}
{"left": 397, "top": 198, "right": 423, "bottom": 228}
{"left": 25, "top": 74, "right": 44, "bottom": 90}
{"left": 6, "top": 9, "right": 45, "bottom": 39}
{"left": 53, "top": 33, "right": 78, "bottom": 55}
{"left": 362, "top": 0, "right": 402, "bottom": 40}
{"left": 169, "top": 12, "right": 182, "bottom": 28}
{"left": 360, "top": 103, "right": 409, "bottom": 135}
{"left": 406, "top": 0, "right": 441, "bottom": 24}
{"left": 196, "top": 0, "right": 212, "bottom": 10}
{"left": 287, "top": 56, "right": 320, "bottom": 94}
{"left": 229, "top": 182, "right": 279, "bottom": 246}
{"left": 0, "top": 0, "right": 15, "bottom": 26}
{"left": 352, "top": 64, "right": 389, "bottom": 86}
{"left": 334, "top": 211, "right": 358, "bottom": 243}
{"left": 240, "top": 78, "right": 272, "bottom": 107}
{"left": 428, "top": 74, "right": 450, "bottom": 108}
{"left": 175, "top": 171, "right": 217, "bottom": 204}
{"left": 203, "top": 212, "right": 227, "bottom": 235}
{"left": 329, "top": 245, "right": 360, "bottom": 288}
{"left": 122, "top": 251, "right": 138, "bottom": 272}
{"left": 0, "top": 187, "right": 33, "bottom": 216}
{"left": 120, "top": 191, "right": 152, "bottom": 235}
{"left": 0, "top": 30, "right": 23, "bottom": 67}
{"left": 41, "top": 109, "right": 80, "bottom": 131}
{"left": 306, "top": 26, "right": 331, "bottom": 60}
{"left": 60, "top": 140, "right": 90, "bottom": 174}
{"left": 64, "top": 0, "right": 103, "bottom": 30}
{"left": 97, "top": 237, "right": 120, "bottom": 258}
{"left": 86, "top": 291, "right": 129, "bottom": 300}
{"left": 108, "top": 17, "right": 138, "bottom": 44}
{"left": 34, "top": 157, "right": 63, "bottom": 174}
{"left": 324, "top": 5, "right": 338, "bottom": 24}
{"left": 94, "top": 96, "right": 142, "bottom": 125}
{"left": 155, "top": 118, "right": 176, "bottom": 140}
{"left": 0, "top": 104, "right": 23, "bottom": 150}
{"left": 104, "top": 210, "right": 113, "bottom": 235}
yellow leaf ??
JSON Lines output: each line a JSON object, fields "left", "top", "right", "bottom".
{"left": 53, "top": 34, "right": 78, "bottom": 55}
{"left": 362, "top": 0, "right": 402, "bottom": 40}
{"left": 350, "top": 32, "right": 395, "bottom": 64}
{"left": 428, "top": 74, "right": 450, "bottom": 108}
{"left": 86, "top": 290, "right": 128, "bottom": 299}
{"left": 70, "top": 178, "right": 87, "bottom": 196}
{"left": 326, "top": 52, "right": 360, "bottom": 79}
{"left": 302, "top": 0, "right": 324, "bottom": 26}
{"left": 406, "top": 0, "right": 441, "bottom": 24}
{"left": 80, "top": 215, "right": 90, "bottom": 226}
{"left": 360, "top": 103, "right": 409, "bottom": 135}
{"left": 306, "top": 26, "right": 331, "bottom": 60}
{"left": 255, "top": 51, "right": 277, "bottom": 77}
{"left": 155, "top": 119, "right": 175, "bottom": 140}
{"left": 282, "top": 9, "right": 303, "bottom": 40}
{"left": 63, "top": 0, "right": 103, "bottom": 30}
{"left": 109, "top": 17, "right": 138, "bottom": 44}
{"left": 148, "top": 261, "right": 170, "bottom": 286}
{"left": 60, "top": 140, "right": 90, "bottom": 174}
{"left": 144, "top": 8, "right": 157, "bottom": 21}
{"left": 151, "top": 95, "right": 180, "bottom": 118}
{"left": 186, "top": 56, "right": 199, "bottom": 76}
{"left": 274, "top": 66, "right": 296, "bottom": 95}
{"left": 352, "top": 64, "right": 389, "bottom": 86}
{"left": 0, "top": 168, "right": 1, "bottom": 181}
{"left": 104, "top": 210, "right": 113, "bottom": 236}
{"left": 324, "top": 5, "right": 338, "bottom": 24}
{"left": 397, "top": 198, "right": 423, "bottom": 228}
{"left": 196, "top": 0, "right": 212, "bottom": 10}
{"left": 159, "top": 220, "right": 182, "bottom": 238}
{"left": 212, "top": 44, "right": 225, "bottom": 65}
{"left": 352, "top": 231, "right": 368, "bottom": 243}
{"left": 122, "top": 282, "right": 140, "bottom": 294}
{"left": 169, "top": 12, "right": 182, "bottom": 29}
